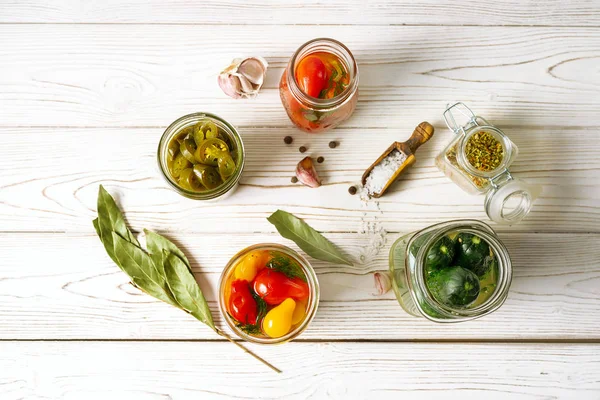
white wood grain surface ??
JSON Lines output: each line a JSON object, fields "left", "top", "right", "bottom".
{"left": 1, "top": 0, "right": 599, "bottom": 398}
{"left": 3, "top": 342, "right": 600, "bottom": 400}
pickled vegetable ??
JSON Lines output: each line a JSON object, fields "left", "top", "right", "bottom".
{"left": 224, "top": 249, "right": 311, "bottom": 340}
{"left": 425, "top": 236, "right": 455, "bottom": 271}
{"left": 218, "top": 153, "right": 236, "bottom": 180}
{"left": 427, "top": 266, "right": 480, "bottom": 307}
{"left": 423, "top": 231, "right": 499, "bottom": 309}
{"left": 196, "top": 138, "right": 229, "bottom": 166}
{"left": 164, "top": 118, "right": 238, "bottom": 192}
{"left": 178, "top": 168, "right": 203, "bottom": 191}
{"left": 180, "top": 136, "right": 198, "bottom": 163}
{"left": 263, "top": 298, "right": 295, "bottom": 338}
{"left": 455, "top": 233, "right": 490, "bottom": 273}
{"left": 193, "top": 165, "right": 221, "bottom": 190}
{"left": 235, "top": 250, "right": 270, "bottom": 282}
{"left": 172, "top": 153, "right": 191, "bottom": 178}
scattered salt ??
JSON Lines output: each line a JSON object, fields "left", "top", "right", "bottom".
{"left": 364, "top": 150, "right": 407, "bottom": 196}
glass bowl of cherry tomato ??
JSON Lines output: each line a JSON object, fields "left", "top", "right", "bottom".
{"left": 218, "top": 244, "right": 320, "bottom": 344}
{"left": 279, "top": 38, "right": 359, "bottom": 133}
{"left": 157, "top": 112, "right": 245, "bottom": 200}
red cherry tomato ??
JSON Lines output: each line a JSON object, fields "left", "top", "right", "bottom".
{"left": 253, "top": 269, "right": 309, "bottom": 305}
{"left": 228, "top": 280, "right": 258, "bottom": 325}
{"left": 295, "top": 55, "right": 329, "bottom": 98}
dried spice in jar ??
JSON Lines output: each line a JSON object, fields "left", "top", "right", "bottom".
{"left": 444, "top": 143, "right": 488, "bottom": 190}
{"left": 465, "top": 131, "right": 504, "bottom": 172}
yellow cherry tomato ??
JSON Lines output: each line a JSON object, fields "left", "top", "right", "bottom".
{"left": 234, "top": 250, "right": 270, "bottom": 282}
{"left": 263, "top": 298, "right": 295, "bottom": 338}
{"left": 291, "top": 299, "right": 307, "bottom": 325}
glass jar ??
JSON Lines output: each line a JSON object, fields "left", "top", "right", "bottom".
{"left": 157, "top": 112, "right": 245, "bottom": 200}
{"left": 279, "top": 38, "right": 359, "bottom": 133}
{"left": 435, "top": 103, "right": 542, "bottom": 225}
{"left": 218, "top": 244, "right": 320, "bottom": 344}
{"left": 389, "top": 220, "right": 512, "bottom": 323}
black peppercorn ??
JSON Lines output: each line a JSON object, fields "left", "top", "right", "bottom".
{"left": 317, "top": 156, "right": 324, "bottom": 163}
{"left": 291, "top": 176, "right": 298, "bottom": 183}
{"left": 299, "top": 146, "right": 307, "bottom": 153}
{"left": 284, "top": 136, "right": 293, "bottom": 144}
{"left": 329, "top": 141, "right": 337, "bottom": 149}
{"left": 348, "top": 186, "right": 357, "bottom": 195}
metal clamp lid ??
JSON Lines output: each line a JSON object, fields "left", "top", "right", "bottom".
{"left": 443, "top": 102, "right": 478, "bottom": 135}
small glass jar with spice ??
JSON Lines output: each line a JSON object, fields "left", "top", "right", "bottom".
{"left": 435, "top": 103, "right": 541, "bottom": 225}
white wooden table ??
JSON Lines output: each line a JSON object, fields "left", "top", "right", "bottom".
{"left": 1, "top": 1, "right": 600, "bottom": 398}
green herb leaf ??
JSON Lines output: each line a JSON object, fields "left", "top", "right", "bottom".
{"left": 303, "top": 112, "right": 319, "bottom": 122}
{"left": 96, "top": 185, "right": 139, "bottom": 265}
{"left": 164, "top": 251, "right": 215, "bottom": 330}
{"left": 112, "top": 232, "right": 179, "bottom": 307}
{"left": 145, "top": 229, "right": 192, "bottom": 273}
{"left": 92, "top": 218, "right": 101, "bottom": 239}
{"left": 268, "top": 255, "right": 306, "bottom": 282}
{"left": 267, "top": 210, "right": 353, "bottom": 266}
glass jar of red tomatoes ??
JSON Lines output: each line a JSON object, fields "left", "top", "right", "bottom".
{"left": 218, "top": 244, "right": 320, "bottom": 344}
{"left": 279, "top": 38, "right": 359, "bottom": 133}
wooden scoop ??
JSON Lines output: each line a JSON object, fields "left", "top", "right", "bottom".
{"left": 361, "top": 122, "right": 435, "bottom": 198}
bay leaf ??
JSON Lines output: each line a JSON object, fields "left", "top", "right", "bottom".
{"left": 112, "top": 232, "right": 179, "bottom": 308}
{"left": 164, "top": 251, "right": 215, "bottom": 330}
{"left": 145, "top": 229, "right": 191, "bottom": 272}
{"left": 96, "top": 185, "right": 139, "bottom": 264}
{"left": 92, "top": 218, "right": 101, "bottom": 239}
{"left": 267, "top": 210, "right": 353, "bottom": 266}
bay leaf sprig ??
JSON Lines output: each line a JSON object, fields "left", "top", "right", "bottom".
{"left": 93, "top": 185, "right": 280, "bottom": 373}
{"left": 267, "top": 210, "right": 353, "bottom": 266}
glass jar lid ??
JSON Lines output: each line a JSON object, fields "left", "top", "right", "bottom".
{"left": 484, "top": 175, "right": 542, "bottom": 225}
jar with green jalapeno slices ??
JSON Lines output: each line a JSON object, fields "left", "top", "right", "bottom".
{"left": 157, "top": 113, "right": 245, "bottom": 200}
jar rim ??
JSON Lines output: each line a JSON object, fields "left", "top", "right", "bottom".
{"left": 286, "top": 38, "right": 359, "bottom": 110}
{"left": 406, "top": 219, "right": 513, "bottom": 323}
{"left": 218, "top": 243, "right": 320, "bottom": 345}
{"left": 157, "top": 112, "right": 245, "bottom": 200}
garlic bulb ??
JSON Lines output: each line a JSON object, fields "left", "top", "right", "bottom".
{"left": 218, "top": 56, "right": 268, "bottom": 99}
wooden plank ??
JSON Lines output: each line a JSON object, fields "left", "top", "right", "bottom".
{"left": 0, "top": 126, "right": 598, "bottom": 233}
{"left": 2, "top": 341, "right": 599, "bottom": 399}
{"left": 1, "top": 25, "right": 599, "bottom": 128}
{"left": 1, "top": 232, "right": 598, "bottom": 340}
{"left": 1, "top": 0, "right": 598, "bottom": 26}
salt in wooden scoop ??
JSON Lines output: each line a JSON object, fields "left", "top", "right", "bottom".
{"left": 361, "top": 122, "right": 435, "bottom": 198}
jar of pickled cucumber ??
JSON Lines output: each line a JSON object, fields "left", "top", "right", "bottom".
{"left": 157, "top": 112, "right": 244, "bottom": 200}
{"left": 435, "top": 103, "right": 542, "bottom": 225}
{"left": 389, "top": 220, "right": 512, "bottom": 323}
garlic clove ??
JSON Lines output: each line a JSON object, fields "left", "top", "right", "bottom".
{"left": 218, "top": 56, "right": 268, "bottom": 99}
{"left": 238, "top": 57, "right": 267, "bottom": 86}
{"left": 373, "top": 271, "right": 392, "bottom": 296}
{"left": 218, "top": 74, "right": 242, "bottom": 99}
{"left": 236, "top": 73, "right": 256, "bottom": 94}
{"left": 295, "top": 156, "right": 322, "bottom": 188}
